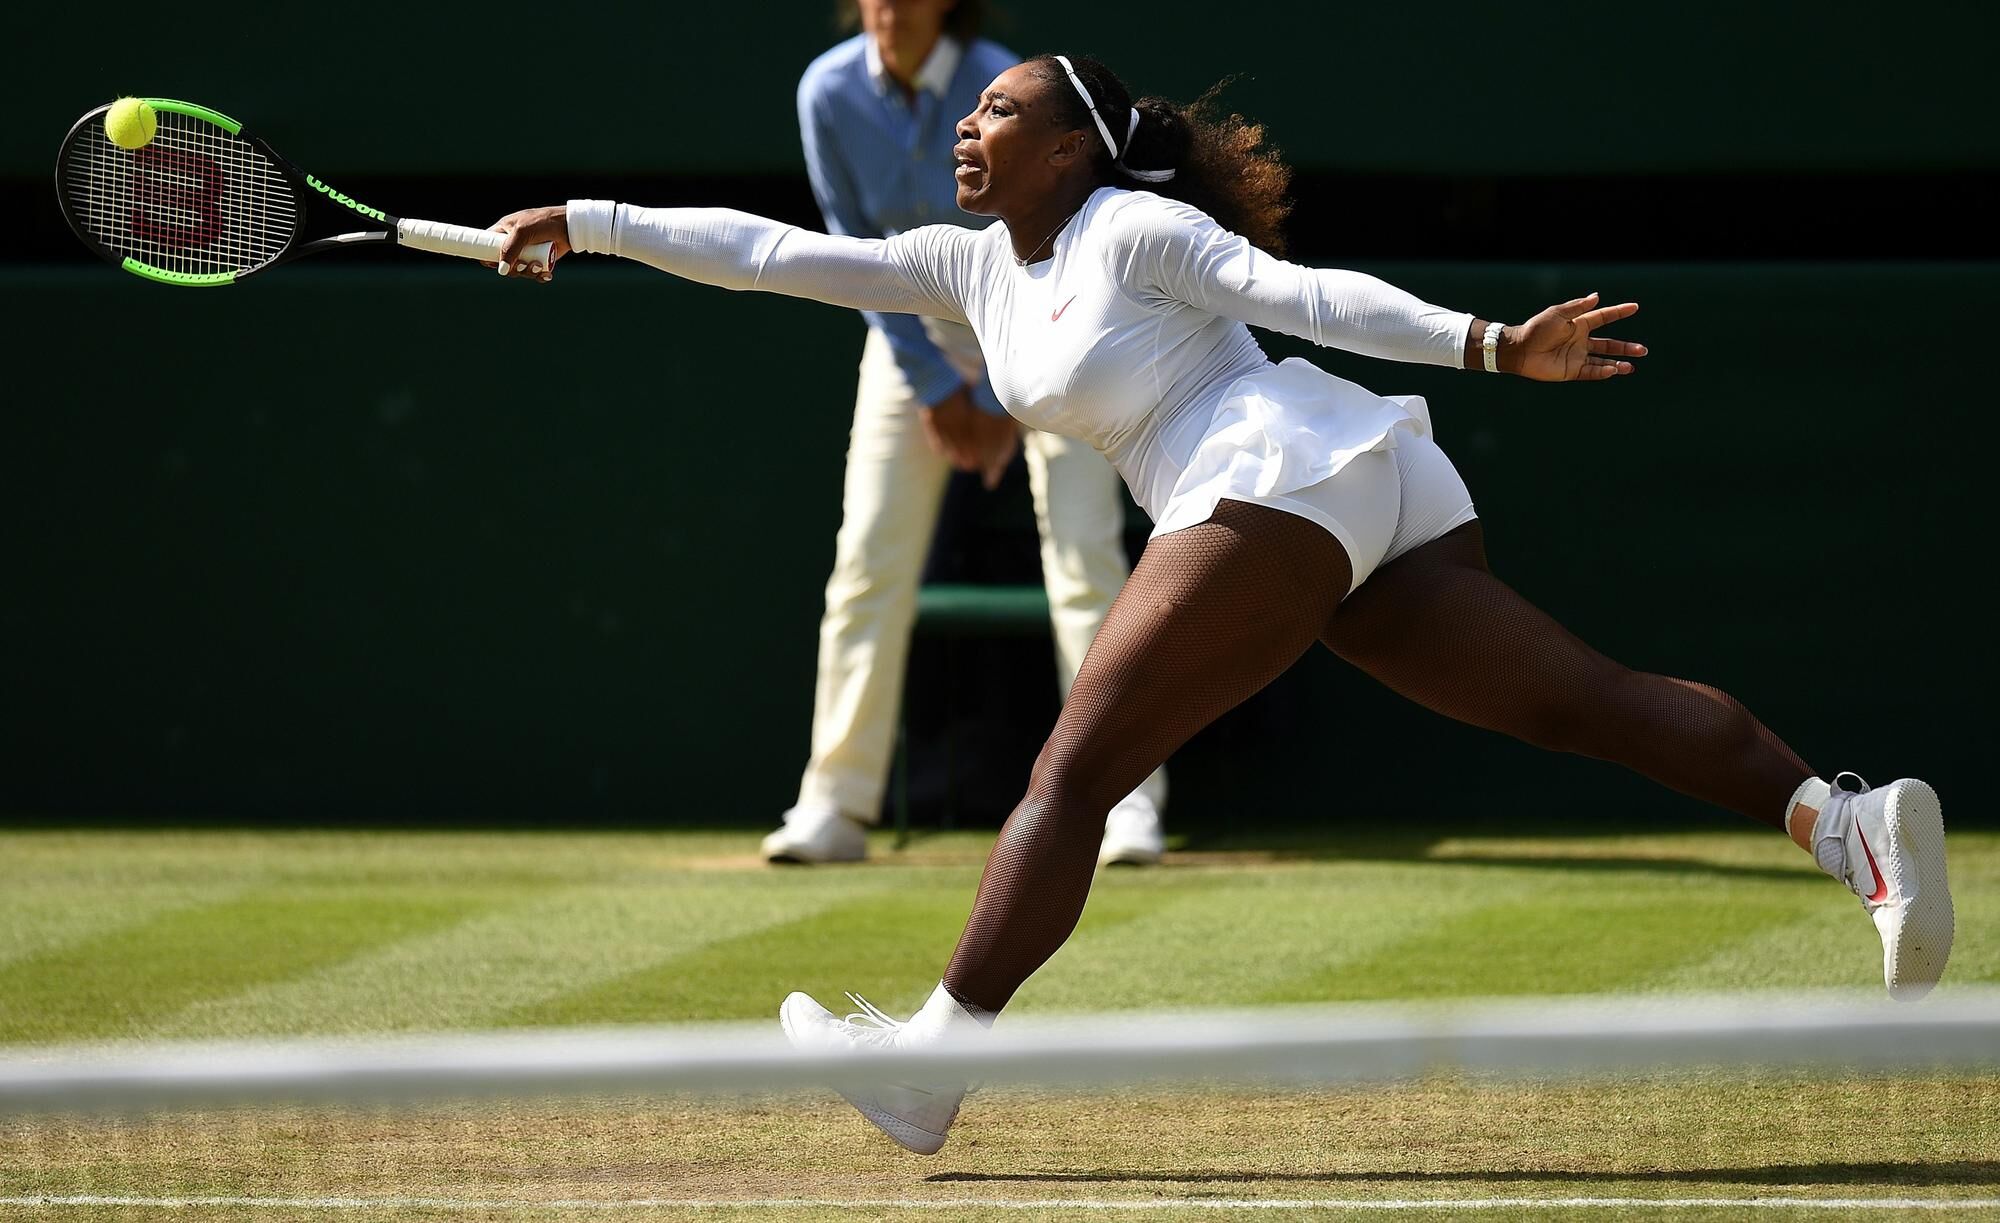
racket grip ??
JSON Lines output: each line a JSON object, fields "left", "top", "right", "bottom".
{"left": 395, "top": 218, "right": 554, "bottom": 275}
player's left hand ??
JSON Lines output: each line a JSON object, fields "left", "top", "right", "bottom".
{"left": 1508, "top": 292, "right": 1647, "bottom": 382}
{"left": 487, "top": 206, "right": 573, "bottom": 282}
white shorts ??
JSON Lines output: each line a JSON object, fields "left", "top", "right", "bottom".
{"left": 1234, "top": 430, "right": 1477, "bottom": 595}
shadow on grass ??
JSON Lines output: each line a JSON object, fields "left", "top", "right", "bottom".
{"left": 1182, "top": 829, "right": 1820, "bottom": 885}
{"left": 929, "top": 1159, "right": 2000, "bottom": 1186}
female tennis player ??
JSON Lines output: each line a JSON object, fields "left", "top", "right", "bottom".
{"left": 491, "top": 52, "right": 1952, "bottom": 1154}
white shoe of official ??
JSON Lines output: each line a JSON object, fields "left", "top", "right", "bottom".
{"left": 760, "top": 804, "right": 868, "bottom": 864}
{"left": 779, "top": 984, "right": 984, "bottom": 1154}
{"left": 1098, "top": 793, "right": 1165, "bottom": 866}
{"left": 1815, "top": 773, "right": 1953, "bottom": 1000}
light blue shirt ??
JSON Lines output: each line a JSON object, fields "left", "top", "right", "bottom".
{"left": 797, "top": 33, "right": 1016, "bottom": 414}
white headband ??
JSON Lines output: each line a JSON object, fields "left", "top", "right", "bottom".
{"left": 1052, "top": 55, "right": 1176, "bottom": 184}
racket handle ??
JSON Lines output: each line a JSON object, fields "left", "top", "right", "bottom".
{"left": 395, "top": 218, "right": 554, "bottom": 275}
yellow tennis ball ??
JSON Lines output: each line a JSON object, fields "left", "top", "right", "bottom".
{"left": 104, "top": 97, "right": 157, "bottom": 150}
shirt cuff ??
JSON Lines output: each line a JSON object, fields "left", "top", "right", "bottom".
{"left": 1438, "top": 311, "right": 1477, "bottom": 368}
{"left": 566, "top": 199, "right": 620, "bottom": 256}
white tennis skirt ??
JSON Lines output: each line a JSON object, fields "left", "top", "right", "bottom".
{"left": 1145, "top": 358, "right": 1477, "bottom": 594}
{"left": 1232, "top": 429, "right": 1478, "bottom": 594}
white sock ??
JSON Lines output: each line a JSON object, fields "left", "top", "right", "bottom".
{"left": 1789, "top": 775, "right": 1869, "bottom": 882}
{"left": 921, "top": 983, "right": 996, "bottom": 1032}
{"left": 1784, "top": 776, "right": 1833, "bottom": 843}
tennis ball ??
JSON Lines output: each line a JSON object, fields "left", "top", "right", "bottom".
{"left": 104, "top": 97, "right": 157, "bottom": 150}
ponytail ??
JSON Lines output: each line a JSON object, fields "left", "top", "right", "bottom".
{"left": 1029, "top": 56, "right": 1294, "bottom": 257}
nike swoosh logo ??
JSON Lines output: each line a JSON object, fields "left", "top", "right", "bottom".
{"left": 1051, "top": 295, "right": 1077, "bottom": 322}
{"left": 1855, "top": 824, "right": 1891, "bottom": 903}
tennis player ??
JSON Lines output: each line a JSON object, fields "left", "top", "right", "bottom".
{"left": 491, "top": 53, "right": 1952, "bottom": 1154}
{"left": 771, "top": 0, "right": 1169, "bottom": 866}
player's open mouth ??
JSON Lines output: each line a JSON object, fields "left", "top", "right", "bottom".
{"left": 953, "top": 145, "right": 984, "bottom": 183}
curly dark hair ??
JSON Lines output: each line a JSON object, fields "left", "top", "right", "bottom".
{"left": 1024, "top": 54, "right": 1293, "bottom": 257}
{"left": 836, "top": 0, "right": 985, "bottom": 41}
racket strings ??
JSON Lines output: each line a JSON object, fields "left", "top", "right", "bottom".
{"left": 62, "top": 108, "right": 298, "bottom": 276}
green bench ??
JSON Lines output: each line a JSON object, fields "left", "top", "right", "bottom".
{"left": 891, "top": 583, "right": 1051, "bottom": 847}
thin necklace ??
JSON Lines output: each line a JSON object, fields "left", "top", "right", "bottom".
{"left": 1012, "top": 205, "right": 1082, "bottom": 266}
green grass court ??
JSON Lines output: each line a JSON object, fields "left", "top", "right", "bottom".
{"left": 3, "top": 827, "right": 1996, "bottom": 1219}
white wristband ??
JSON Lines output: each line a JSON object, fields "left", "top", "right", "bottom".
{"left": 1481, "top": 320, "right": 1504, "bottom": 373}
{"left": 565, "top": 199, "right": 618, "bottom": 256}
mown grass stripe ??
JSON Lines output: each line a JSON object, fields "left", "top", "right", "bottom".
{"left": 0, "top": 884, "right": 243, "bottom": 972}
{"left": 1019, "top": 865, "right": 1531, "bottom": 1012}
{"left": 507, "top": 884, "right": 979, "bottom": 1026}
{"left": 1649, "top": 908, "right": 1880, "bottom": 993}
{"left": 156, "top": 875, "right": 901, "bottom": 1038}
{"left": 1281, "top": 890, "right": 1820, "bottom": 1002}
{"left": 0, "top": 889, "right": 501, "bottom": 1043}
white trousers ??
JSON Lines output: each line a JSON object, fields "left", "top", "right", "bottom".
{"left": 798, "top": 327, "right": 1169, "bottom": 822}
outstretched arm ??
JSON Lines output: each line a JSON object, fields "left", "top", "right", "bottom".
{"left": 491, "top": 201, "right": 976, "bottom": 324}
{"left": 1113, "top": 196, "right": 1644, "bottom": 382}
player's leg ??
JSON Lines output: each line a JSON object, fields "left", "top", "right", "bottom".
{"left": 1320, "top": 436, "right": 1949, "bottom": 996}
{"left": 1326, "top": 521, "right": 1811, "bottom": 822}
{"left": 1021, "top": 427, "right": 1168, "bottom": 865}
{"left": 941, "top": 497, "right": 1353, "bottom": 1012}
{"left": 782, "top": 453, "right": 1379, "bottom": 1155}
{"left": 768, "top": 329, "right": 951, "bottom": 862}
{"left": 783, "top": 497, "right": 1356, "bottom": 1152}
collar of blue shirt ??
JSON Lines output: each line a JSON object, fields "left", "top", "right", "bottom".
{"left": 863, "top": 34, "right": 963, "bottom": 99}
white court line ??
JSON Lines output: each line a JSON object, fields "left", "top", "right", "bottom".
{"left": 4, "top": 1195, "right": 1999, "bottom": 1211}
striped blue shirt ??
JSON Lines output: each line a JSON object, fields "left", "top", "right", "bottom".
{"left": 797, "top": 33, "right": 1017, "bottom": 414}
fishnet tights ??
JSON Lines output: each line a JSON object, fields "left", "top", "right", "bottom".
{"left": 942, "top": 501, "right": 1811, "bottom": 1014}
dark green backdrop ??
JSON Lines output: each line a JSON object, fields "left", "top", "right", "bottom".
{"left": 11, "top": 3, "right": 1996, "bottom": 177}
{"left": 4, "top": 0, "right": 1988, "bottom": 828}
{"left": 1, "top": 262, "right": 1982, "bottom": 826}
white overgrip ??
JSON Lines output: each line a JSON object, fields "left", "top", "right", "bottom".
{"left": 395, "top": 218, "right": 554, "bottom": 275}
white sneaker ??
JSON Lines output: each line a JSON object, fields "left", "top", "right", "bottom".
{"left": 1815, "top": 774, "right": 1953, "bottom": 1000}
{"left": 1098, "top": 793, "right": 1165, "bottom": 866}
{"left": 760, "top": 805, "right": 868, "bottom": 864}
{"left": 779, "top": 985, "right": 982, "bottom": 1154}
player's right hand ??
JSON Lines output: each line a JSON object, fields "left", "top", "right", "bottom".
{"left": 489, "top": 207, "right": 572, "bottom": 281}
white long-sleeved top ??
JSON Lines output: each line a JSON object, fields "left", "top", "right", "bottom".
{"left": 567, "top": 188, "right": 1473, "bottom": 536}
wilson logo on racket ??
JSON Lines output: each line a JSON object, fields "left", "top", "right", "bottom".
{"left": 57, "top": 97, "right": 551, "bottom": 287}
{"left": 304, "top": 175, "right": 387, "bottom": 222}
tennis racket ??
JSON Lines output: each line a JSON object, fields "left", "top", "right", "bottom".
{"left": 56, "top": 98, "right": 550, "bottom": 287}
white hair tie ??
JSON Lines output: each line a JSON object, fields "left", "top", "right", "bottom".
{"left": 1120, "top": 107, "right": 1175, "bottom": 183}
{"left": 1052, "top": 55, "right": 1176, "bottom": 184}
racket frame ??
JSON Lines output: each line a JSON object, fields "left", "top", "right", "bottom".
{"left": 56, "top": 99, "right": 524, "bottom": 286}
